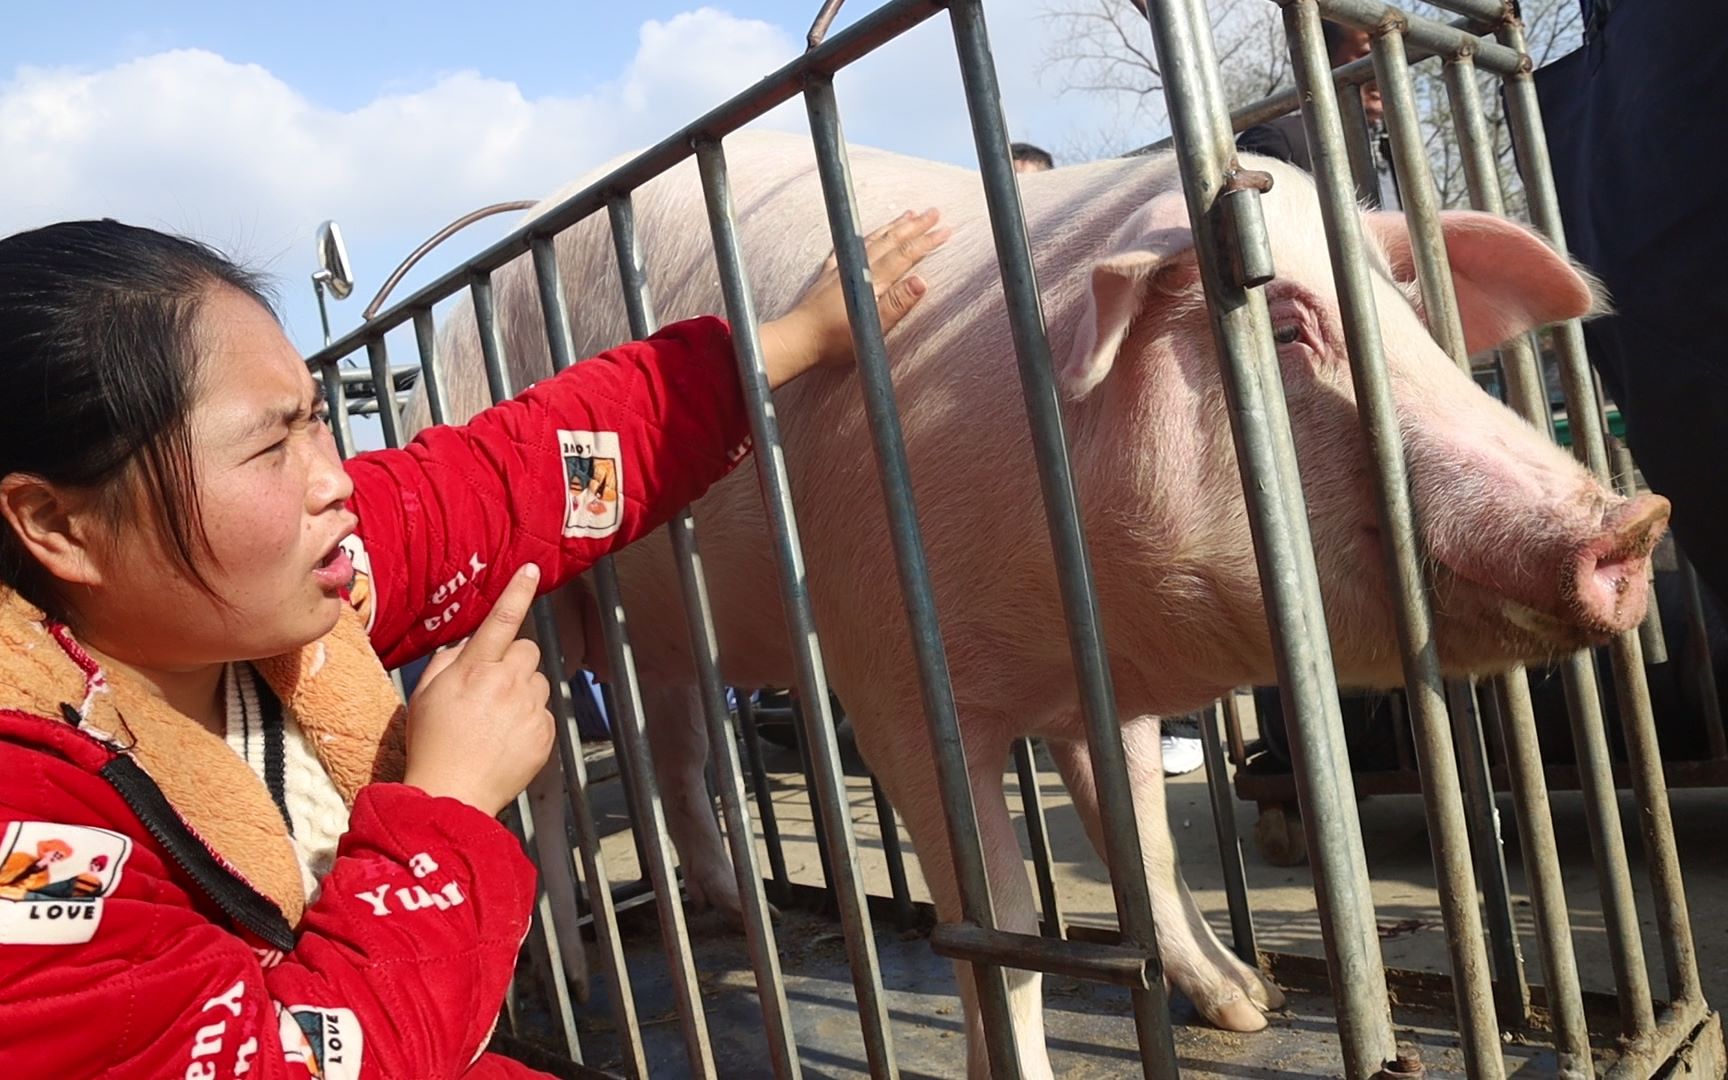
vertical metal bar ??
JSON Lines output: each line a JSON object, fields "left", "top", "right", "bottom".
{"left": 1500, "top": 18, "right": 1703, "bottom": 1014}
{"left": 1012, "top": 739, "right": 1065, "bottom": 939}
{"left": 319, "top": 359, "right": 354, "bottom": 458}
{"left": 1200, "top": 702, "right": 1257, "bottom": 964}
{"left": 579, "top": 213, "right": 802, "bottom": 1080}
{"left": 804, "top": 76, "right": 1026, "bottom": 1075}
{"left": 736, "top": 691, "right": 793, "bottom": 896}
{"left": 871, "top": 778, "right": 916, "bottom": 929}
{"left": 1444, "top": 53, "right": 1592, "bottom": 1072}
{"left": 1336, "top": 85, "right": 1383, "bottom": 209}
{"left": 600, "top": 683, "right": 654, "bottom": 885}
{"left": 947, "top": 5, "right": 1181, "bottom": 1075}
{"left": 512, "top": 788, "right": 585, "bottom": 1063}
{"left": 1172, "top": 3, "right": 1398, "bottom": 1065}
{"left": 1127, "top": 0, "right": 1401, "bottom": 1068}
{"left": 1676, "top": 551, "right": 1726, "bottom": 759}
{"left": 544, "top": 620, "right": 652, "bottom": 1080}
{"left": 1370, "top": 29, "right": 1468, "bottom": 366}
{"left": 1292, "top": 13, "right": 1501, "bottom": 1077}
{"left": 1446, "top": 676, "right": 1532, "bottom": 1024}
{"left": 412, "top": 309, "right": 451, "bottom": 427}
{"left": 789, "top": 695, "right": 838, "bottom": 898}
{"left": 694, "top": 138, "right": 899, "bottom": 1080}
{"left": 365, "top": 337, "right": 404, "bottom": 449}
{"left": 470, "top": 269, "right": 712, "bottom": 1075}
{"left": 1491, "top": 674, "right": 1594, "bottom": 1076}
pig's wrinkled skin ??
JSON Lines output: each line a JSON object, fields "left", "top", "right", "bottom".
{"left": 406, "top": 131, "right": 1666, "bottom": 1078}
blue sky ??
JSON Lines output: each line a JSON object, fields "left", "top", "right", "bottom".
{"left": 0, "top": 1, "right": 1151, "bottom": 386}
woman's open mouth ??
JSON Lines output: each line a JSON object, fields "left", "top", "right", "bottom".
{"left": 312, "top": 543, "right": 354, "bottom": 592}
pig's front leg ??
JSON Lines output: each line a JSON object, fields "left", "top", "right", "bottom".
{"left": 1046, "top": 716, "right": 1283, "bottom": 1031}
{"left": 858, "top": 710, "right": 1057, "bottom": 1080}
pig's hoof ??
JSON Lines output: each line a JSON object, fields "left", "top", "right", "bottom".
{"left": 1206, "top": 994, "right": 1270, "bottom": 1033}
{"left": 1253, "top": 803, "right": 1308, "bottom": 867}
{"left": 1251, "top": 974, "right": 1285, "bottom": 1011}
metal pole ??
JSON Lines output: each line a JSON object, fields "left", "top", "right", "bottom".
{"left": 551, "top": 215, "right": 803, "bottom": 1078}
{"left": 870, "top": 777, "right": 916, "bottom": 929}
{"left": 1285, "top": 12, "right": 1500, "bottom": 1075}
{"left": 1500, "top": 16, "right": 1703, "bottom": 1014}
{"left": 1135, "top": 0, "right": 1403, "bottom": 1069}
{"left": 695, "top": 137, "right": 899, "bottom": 1080}
{"left": 802, "top": 76, "right": 1025, "bottom": 1075}
{"left": 1444, "top": 52, "right": 1592, "bottom": 1074}
{"left": 1200, "top": 703, "right": 1257, "bottom": 964}
{"left": 1012, "top": 739, "right": 1066, "bottom": 939}
{"left": 469, "top": 268, "right": 716, "bottom": 1075}
{"left": 948, "top": 4, "right": 1181, "bottom": 1074}
{"left": 736, "top": 690, "right": 793, "bottom": 897}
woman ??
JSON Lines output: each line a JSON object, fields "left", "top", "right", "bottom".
{"left": 0, "top": 209, "right": 945, "bottom": 1077}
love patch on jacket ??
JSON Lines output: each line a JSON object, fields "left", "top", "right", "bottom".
{"left": 277, "top": 1004, "right": 365, "bottom": 1080}
{"left": 559, "top": 429, "right": 623, "bottom": 539}
{"left": 0, "top": 821, "right": 131, "bottom": 944}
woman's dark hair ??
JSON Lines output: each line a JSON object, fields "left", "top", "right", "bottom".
{"left": 0, "top": 219, "right": 277, "bottom": 621}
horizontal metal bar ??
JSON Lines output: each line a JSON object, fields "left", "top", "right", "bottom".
{"left": 1309, "top": 0, "right": 1524, "bottom": 71}
{"left": 928, "top": 923, "right": 1158, "bottom": 990}
{"left": 1127, "top": 13, "right": 1511, "bottom": 156}
{"left": 303, "top": 0, "right": 945, "bottom": 369}
{"left": 1601, "top": 1000, "right": 1714, "bottom": 1080}
{"left": 1405, "top": 0, "right": 1508, "bottom": 27}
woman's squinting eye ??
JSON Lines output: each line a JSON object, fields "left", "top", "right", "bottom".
{"left": 1273, "top": 323, "right": 1302, "bottom": 346}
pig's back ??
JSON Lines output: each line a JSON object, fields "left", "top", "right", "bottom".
{"left": 430, "top": 131, "right": 1185, "bottom": 698}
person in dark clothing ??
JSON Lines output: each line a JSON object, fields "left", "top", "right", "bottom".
{"left": 1536, "top": 0, "right": 1728, "bottom": 609}
{"left": 1236, "top": 21, "right": 1399, "bottom": 208}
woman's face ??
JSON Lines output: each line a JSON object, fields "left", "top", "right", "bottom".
{"left": 77, "top": 285, "right": 357, "bottom": 669}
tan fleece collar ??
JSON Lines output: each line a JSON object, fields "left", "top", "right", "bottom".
{"left": 0, "top": 589, "right": 406, "bottom": 927}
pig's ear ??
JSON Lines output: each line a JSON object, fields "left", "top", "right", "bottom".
{"left": 1062, "top": 192, "right": 1195, "bottom": 398}
{"left": 1364, "top": 209, "right": 1603, "bottom": 355}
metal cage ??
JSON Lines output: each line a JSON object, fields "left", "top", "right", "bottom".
{"left": 306, "top": 1, "right": 1723, "bottom": 1076}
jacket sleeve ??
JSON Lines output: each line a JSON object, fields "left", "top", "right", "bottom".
{"left": 341, "top": 315, "right": 753, "bottom": 670}
{"left": 0, "top": 759, "right": 545, "bottom": 1079}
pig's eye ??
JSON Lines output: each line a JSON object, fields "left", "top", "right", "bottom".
{"left": 1273, "top": 323, "right": 1302, "bottom": 346}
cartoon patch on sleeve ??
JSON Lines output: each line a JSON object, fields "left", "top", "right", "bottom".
{"left": 0, "top": 821, "right": 131, "bottom": 944}
{"left": 560, "top": 429, "right": 624, "bottom": 539}
{"left": 278, "top": 1004, "right": 365, "bottom": 1080}
{"left": 338, "top": 534, "right": 376, "bottom": 633}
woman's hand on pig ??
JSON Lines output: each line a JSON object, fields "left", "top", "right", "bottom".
{"left": 761, "top": 208, "right": 949, "bottom": 389}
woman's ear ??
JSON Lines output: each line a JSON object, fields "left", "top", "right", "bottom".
{"left": 0, "top": 474, "right": 104, "bottom": 589}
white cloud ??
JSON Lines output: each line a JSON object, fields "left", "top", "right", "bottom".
{"left": 0, "top": 9, "right": 805, "bottom": 337}
{"left": 0, "top": 5, "right": 1139, "bottom": 350}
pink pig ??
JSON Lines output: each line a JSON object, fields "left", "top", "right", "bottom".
{"left": 410, "top": 131, "right": 1665, "bottom": 1079}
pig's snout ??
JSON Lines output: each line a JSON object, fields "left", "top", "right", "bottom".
{"left": 1550, "top": 493, "right": 1670, "bottom": 638}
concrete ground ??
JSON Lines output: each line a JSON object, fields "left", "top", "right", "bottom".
{"left": 543, "top": 722, "right": 1727, "bottom": 1077}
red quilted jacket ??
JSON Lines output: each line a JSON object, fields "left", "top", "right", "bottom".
{"left": 0, "top": 317, "right": 749, "bottom": 1078}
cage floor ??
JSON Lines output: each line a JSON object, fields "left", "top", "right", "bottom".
{"left": 516, "top": 727, "right": 1728, "bottom": 1077}
{"left": 543, "top": 902, "right": 1591, "bottom": 1078}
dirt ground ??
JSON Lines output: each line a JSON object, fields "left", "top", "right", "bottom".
{"left": 554, "top": 719, "right": 1726, "bottom": 1077}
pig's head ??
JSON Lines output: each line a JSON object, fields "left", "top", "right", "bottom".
{"left": 1063, "top": 157, "right": 1668, "bottom": 689}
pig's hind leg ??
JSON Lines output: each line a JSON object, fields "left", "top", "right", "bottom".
{"left": 1046, "top": 716, "right": 1283, "bottom": 1032}
{"left": 641, "top": 681, "right": 751, "bottom": 924}
{"left": 854, "top": 705, "right": 1058, "bottom": 1080}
